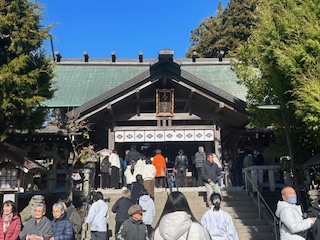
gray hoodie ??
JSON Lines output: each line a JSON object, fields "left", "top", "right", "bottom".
{"left": 275, "top": 200, "right": 313, "bottom": 240}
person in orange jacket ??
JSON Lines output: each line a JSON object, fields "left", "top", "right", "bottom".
{"left": 153, "top": 149, "right": 167, "bottom": 188}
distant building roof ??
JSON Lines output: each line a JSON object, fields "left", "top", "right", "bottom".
{"left": 0, "top": 142, "right": 47, "bottom": 173}
{"left": 44, "top": 57, "right": 247, "bottom": 108}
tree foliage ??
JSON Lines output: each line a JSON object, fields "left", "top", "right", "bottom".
{"left": 186, "top": 0, "right": 260, "bottom": 58}
{"left": 233, "top": 0, "right": 320, "bottom": 161}
{"left": 0, "top": 0, "right": 55, "bottom": 140}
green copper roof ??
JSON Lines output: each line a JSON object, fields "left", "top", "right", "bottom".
{"left": 45, "top": 63, "right": 149, "bottom": 107}
{"left": 44, "top": 58, "right": 247, "bottom": 108}
{"left": 181, "top": 64, "right": 247, "bottom": 101}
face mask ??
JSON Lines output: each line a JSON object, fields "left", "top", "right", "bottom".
{"left": 287, "top": 195, "right": 297, "bottom": 204}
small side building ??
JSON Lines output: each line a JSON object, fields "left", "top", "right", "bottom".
{"left": 0, "top": 142, "right": 47, "bottom": 205}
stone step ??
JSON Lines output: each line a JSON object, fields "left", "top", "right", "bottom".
{"left": 233, "top": 218, "right": 268, "bottom": 226}
{"left": 221, "top": 201, "right": 255, "bottom": 207}
{"left": 93, "top": 187, "right": 275, "bottom": 240}
{"left": 222, "top": 206, "right": 258, "bottom": 213}
{"left": 236, "top": 225, "right": 272, "bottom": 233}
{"left": 238, "top": 232, "right": 274, "bottom": 240}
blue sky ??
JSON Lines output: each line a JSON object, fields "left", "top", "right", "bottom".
{"left": 38, "top": 0, "right": 229, "bottom": 59}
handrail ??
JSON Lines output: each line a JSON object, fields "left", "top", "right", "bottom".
{"left": 243, "top": 168, "right": 279, "bottom": 240}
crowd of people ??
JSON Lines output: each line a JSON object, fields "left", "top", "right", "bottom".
{"left": 7, "top": 145, "right": 317, "bottom": 240}
{"left": 96, "top": 144, "right": 227, "bottom": 191}
{"left": 2, "top": 168, "right": 319, "bottom": 240}
{"left": 0, "top": 195, "right": 81, "bottom": 240}
{"left": 112, "top": 190, "right": 237, "bottom": 239}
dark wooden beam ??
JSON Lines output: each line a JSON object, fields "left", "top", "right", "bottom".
{"left": 135, "top": 89, "right": 140, "bottom": 116}
{"left": 183, "top": 88, "right": 195, "bottom": 113}
{"left": 111, "top": 112, "right": 219, "bottom": 121}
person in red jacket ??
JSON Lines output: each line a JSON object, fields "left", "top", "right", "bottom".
{"left": 0, "top": 200, "right": 21, "bottom": 240}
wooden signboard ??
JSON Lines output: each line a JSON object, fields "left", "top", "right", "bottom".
{"left": 156, "top": 89, "right": 174, "bottom": 117}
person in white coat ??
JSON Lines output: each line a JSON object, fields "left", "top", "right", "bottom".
{"left": 153, "top": 191, "right": 210, "bottom": 240}
{"left": 275, "top": 186, "right": 316, "bottom": 240}
{"left": 85, "top": 191, "right": 109, "bottom": 240}
{"left": 142, "top": 158, "right": 156, "bottom": 199}
{"left": 201, "top": 192, "right": 239, "bottom": 240}
{"left": 109, "top": 150, "right": 121, "bottom": 189}
{"left": 124, "top": 161, "right": 137, "bottom": 190}
{"left": 139, "top": 189, "right": 155, "bottom": 237}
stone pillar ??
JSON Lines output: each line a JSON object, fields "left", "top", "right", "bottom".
{"left": 251, "top": 169, "right": 258, "bottom": 192}
{"left": 268, "top": 169, "right": 275, "bottom": 191}
{"left": 47, "top": 163, "right": 57, "bottom": 192}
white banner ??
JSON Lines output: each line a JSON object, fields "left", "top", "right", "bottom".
{"left": 115, "top": 129, "right": 214, "bottom": 142}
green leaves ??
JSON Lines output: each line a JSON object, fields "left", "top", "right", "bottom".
{"left": 187, "top": 0, "right": 260, "bottom": 58}
{"left": 234, "top": 0, "right": 320, "bottom": 158}
{"left": 0, "top": 0, "right": 55, "bottom": 139}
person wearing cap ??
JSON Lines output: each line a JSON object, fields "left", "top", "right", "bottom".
{"left": 116, "top": 204, "right": 149, "bottom": 240}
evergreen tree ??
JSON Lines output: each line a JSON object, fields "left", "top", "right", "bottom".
{"left": 187, "top": 0, "right": 259, "bottom": 58}
{"left": 0, "top": 0, "right": 55, "bottom": 140}
{"left": 233, "top": 0, "right": 320, "bottom": 162}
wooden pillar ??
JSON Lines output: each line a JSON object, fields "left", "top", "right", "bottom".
{"left": 214, "top": 124, "right": 222, "bottom": 161}
{"left": 108, "top": 128, "right": 115, "bottom": 150}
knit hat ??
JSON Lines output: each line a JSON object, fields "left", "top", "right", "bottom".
{"left": 128, "top": 204, "right": 145, "bottom": 215}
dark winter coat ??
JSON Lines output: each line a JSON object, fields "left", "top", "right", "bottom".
{"left": 112, "top": 197, "right": 134, "bottom": 222}
{"left": 51, "top": 212, "right": 73, "bottom": 240}
{"left": 116, "top": 217, "right": 148, "bottom": 240}
{"left": 125, "top": 150, "right": 141, "bottom": 164}
{"left": 306, "top": 203, "right": 320, "bottom": 240}
{"left": 65, "top": 204, "right": 82, "bottom": 240}
{"left": 130, "top": 182, "right": 145, "bottom": 204}
{"left": 201, "top": 160, "right": 221, "bottom": 183}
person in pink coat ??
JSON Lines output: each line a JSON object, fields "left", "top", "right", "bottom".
{"left": 0, "top": 200, "right": 21, "bottom": 240}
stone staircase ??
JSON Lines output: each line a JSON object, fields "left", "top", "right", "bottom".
{"left": 84, "top": 187, "right": 275, "bottom": 240}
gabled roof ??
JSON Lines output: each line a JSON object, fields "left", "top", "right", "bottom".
{"left": 44, "top": 54, "right": 247, "bottom": 109}
{"left": 0, "top": 142, "right": 47, "bottom": 173}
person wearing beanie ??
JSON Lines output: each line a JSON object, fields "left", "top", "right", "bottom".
{"left": 201, "top": 193, "right": 239, "bottom": 240}
{"left": 116, "top": 204, "right": 149, "bottom": 240}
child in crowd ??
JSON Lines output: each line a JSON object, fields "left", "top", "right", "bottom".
{"left": 130, "top": 174, "right": 144, "bottom": 204}
{"left": 139, "top": 189, "right": 155, "bottom": 237}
